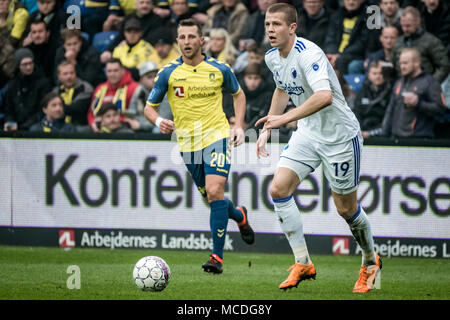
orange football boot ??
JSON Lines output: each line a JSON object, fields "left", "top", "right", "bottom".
{"left": 353, "top": 254, "right": 382, "bottom": 293}
{"left": 279, "top": 263, "right": 316, "bottom": 290}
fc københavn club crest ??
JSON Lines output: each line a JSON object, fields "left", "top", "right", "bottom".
{"left": 291, "top": 68, "right": 297, "bottom": 79}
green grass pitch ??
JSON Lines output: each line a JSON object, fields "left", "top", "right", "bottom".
{"left": 0, "top": 245, "right": 449, "bottom": 300}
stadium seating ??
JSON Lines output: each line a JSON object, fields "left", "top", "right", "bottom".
{"left": 81, "top": 32, "right": 89, "bottom": 42}
{"left": 92, "top": 31, "right": 119, "bottom": 54}
{"left": 344, "top": 74, "right": 365, "bottom": 93}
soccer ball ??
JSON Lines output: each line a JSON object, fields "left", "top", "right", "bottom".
{"left": 133, "top": 256, "right": 170, "bottom": 292}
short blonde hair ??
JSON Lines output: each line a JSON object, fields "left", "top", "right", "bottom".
{"left": 267, "top": 3, "right": 298, "bottom": 26}
{"left": 402, "top": 6, "right": 421, "bottom": 20}
{"left": 400, "top": 47, "right": 421, "bottom": 63}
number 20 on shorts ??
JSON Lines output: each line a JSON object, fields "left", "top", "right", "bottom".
{"left": 210, "top": 152, "right": 230, "bottom": 168}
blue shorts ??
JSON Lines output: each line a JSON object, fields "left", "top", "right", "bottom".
{"left": 181, "top": 138, "right": 231, "bottom": 198}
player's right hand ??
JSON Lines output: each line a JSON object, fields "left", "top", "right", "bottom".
{"left": 159, "top": 119, "right": 174, "bottom": 134}
{"left": 256, "top": 128, "right": 270, "bottom": 158}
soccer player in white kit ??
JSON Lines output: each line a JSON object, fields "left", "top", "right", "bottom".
{"left": 255, "top": 3, "right": 382, "bottom": 293}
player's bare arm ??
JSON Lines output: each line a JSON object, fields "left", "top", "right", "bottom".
{"left": 144, "top": 104, "right": 174, "bottom": 134}
{"left": 231, "top": 90, "right": 246, "bottom": 147}
{"left": 255, "top": 88, "right": 290, "bottom": 158}
{"left": 255, "top": 90, "right": 332, "bottom": 130}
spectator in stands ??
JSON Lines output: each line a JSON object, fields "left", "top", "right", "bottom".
{"left": 205, "top": 28, "right": 238, "bottom": 66}
{"left": 419, "top": 0, "right": 450, "bottom": 54}
{"left": 24, "top": 18, "right": 57, "bottom": 83}
{"left": 52, "top": 60, "right": 93, "bottom": 127}
{"left": 29, "top": 92, "right": 77, "bottom": 132}
{"left": 111, "top": 17, "right": 156, "bottom": 80}
{"left": 0, "top": 0, "right": 29, "bottom": 48}
{"left": 391, "top": 6, "right": 449, "bottom": 84}
{"left": 95, "top": 102, "right": 134, "bottom": 133}
{"left": 103, "top": 0, "right": 138, "bottom": 32}
{"left": 151, "top": 33, "right": 181, "bottom": 68}
{"left": 191, "top": 0, "right": 215, "bottom": 25}
{"left": 129, "top": 61, "right": 172, "bottom": 132}
{"left": 335, "top": 68, "right": 356, "bottom": 109}
{"left": 0, "top": 83, "right": 7, "bottom": 128}
{"left": 3, "top": 48, "right": 51, "bottom": 131}
{"left": 240, "top": 63, "right": 273, "bottom": 131}
{"left": 153, "top": 0, "right": 199, "bottom": 19}
{"left": 83, "top": 0, "right": 110, "bottom": 40}
{"left": 239, "top": 0, "right": 276, "bottom": 52}
{"left": 88, "top": 58, "right": 138, "bottom": 132}
{"left": 366, "top": 0, "right": 402, "bottom": 53}
{"left": 324, "top": 0, "right": 369, "bottom": 75}
{"left": 55, "top": 29, "right": 106, "bottom": 87}
{"left": 365, "top": 25, "right": 398, "bottom": 81}
{"left": 100, "top": 0, "right": 169, "bottom": 64}
{"left": 0, "top": 27, "right": 16, "bottom": 89}
{"left": 204, "top": 0, "right": 249, "bottom": 48}
{"left": 296, "top": 0, "right": 330, "bottom": 50}
{"left": 366, "top": 48, "right": 446, "bottom": 139}
{"left": 167, "top": 0, "right": 196, "bottom": 38}
{"left": 247, "top": 45, "right": 264, "bottom": 65}
{"left": 25, "top": 0, "right": 63, "bottom": 46}
{"left": 354, "top": 61, "right": 393, "bottom": 137}
{"left": 379, "top": 0, "right": 402, "bottom": 29}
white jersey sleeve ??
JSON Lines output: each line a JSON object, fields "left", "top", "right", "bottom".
{"left": 264, "top": 37, "right": 360, "bottom": 144}
{"left": 296, "top": 47, "right": 331, "bottom": 92}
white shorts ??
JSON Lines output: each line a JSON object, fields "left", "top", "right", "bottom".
{"left": 277, "top": 131, "right": 363, "bottom": 195}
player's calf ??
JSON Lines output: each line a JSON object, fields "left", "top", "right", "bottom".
{"left": 236, "top": 206, "right": 255, "bottom": 245}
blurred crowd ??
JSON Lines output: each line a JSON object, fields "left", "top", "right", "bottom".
{"left": 0, "top": 0, "right": 449, "bottom": 139}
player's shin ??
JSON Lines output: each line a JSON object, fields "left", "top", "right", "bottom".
{"left": 224, "top": 198, "right": 244, "bottom": 223}
{"left": 346, "top": 204, "right": 376, "bottom": 266}
{"left": 273, "top": 195, "right": 311, "bottom": 265}
{"left": 209, "top": 200, "right": 229, "bottom": 259}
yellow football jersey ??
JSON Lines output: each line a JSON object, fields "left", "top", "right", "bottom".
{"left": 147, "top": 55, "right": 241, "bottom": 152}
{"left": 112, "top": 39, "right": 155, "bottom": 69}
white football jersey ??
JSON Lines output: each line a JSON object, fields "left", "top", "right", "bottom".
{"left": 265, "top": 36, "right": 360, "bottom": 144}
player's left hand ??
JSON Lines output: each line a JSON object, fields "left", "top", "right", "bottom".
{"left": 255, "top": 114, "right": 286, "bottom": 129}
{"left": 231, "top": 126, "right": 245, "bottom": 147}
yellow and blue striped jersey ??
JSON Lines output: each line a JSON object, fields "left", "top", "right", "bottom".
{"left": 147, "top": 55, "right": 241, "bottom": 152}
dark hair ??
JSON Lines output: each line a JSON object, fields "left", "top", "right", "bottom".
{"left": 368, "top": 60, "right": 382, "bottom": 70}
{"left": 244, "top": 63, "right": 263, "bottom": 77}
{"left": 249, "top": 45, "right": 265, "bottom": 56}
{"left": 177, "top": 18, "right": 203, "bottom": 37}
{"left": 41, "top": 92, "right": 62, "bottom": 109}
{"left": 97, "top": 103, "right": 118, "bottom": 116}
{"left": 29, "top": 17, "right": 48, "bottom": 30}
{"left": 57, "top": 60, "right": 76, "bottom": 73}
{"left": 106, "top": 58, "right": 124, "bottom": 68}
{"left": 60, "top": 28, "right": 83, "bottom": 43}
{"left": 378, "top": 0, "right": 400, "bottom": 4}
{"left": 267, "top": 3, "right": 298, "bottom": 26}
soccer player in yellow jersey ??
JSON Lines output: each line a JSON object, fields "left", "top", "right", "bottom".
{"left": 144, "top": 18, "right": 255, "bottom": 274}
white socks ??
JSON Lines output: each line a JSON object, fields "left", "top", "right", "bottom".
{"left": 274, "top": 196, "right": 375, "bottom": 266}
{"left": 346, "top": 205, "right": 376, "bottom": 266}
{"left": 273, "top": 195, "right": 311, "bottom": 266}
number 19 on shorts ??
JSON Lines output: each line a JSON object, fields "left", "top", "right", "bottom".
{"left": 333, "top": 162, "right": 349, "bottom": 177}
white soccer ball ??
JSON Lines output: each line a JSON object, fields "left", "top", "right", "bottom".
{"left": 133, "top": 256, "right": 170, "bottom": 292}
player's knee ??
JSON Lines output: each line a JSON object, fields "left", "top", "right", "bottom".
{"left": 336, "top": 204, "right": 358, "bottom": 220}
{"left": 206, "top": 184, "right": 224, "bottom": 202}
{"left": 269, "top": 182, "right": 290, "bottom": 200}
